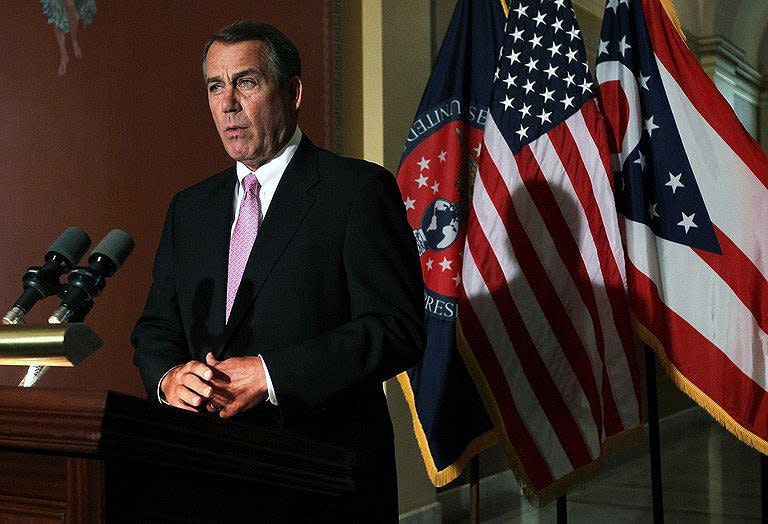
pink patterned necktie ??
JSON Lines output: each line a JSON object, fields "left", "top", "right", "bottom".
{"left": 226, "top": 173, "right": 261, "bottom": 322}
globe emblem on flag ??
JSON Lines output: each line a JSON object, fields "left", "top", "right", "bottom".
{"left": 420, "top": 198, "right": 460, "bottom": 252}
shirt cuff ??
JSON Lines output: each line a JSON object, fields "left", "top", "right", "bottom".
{"left": 260, "top": 355, "right": 278, "bottom": 405}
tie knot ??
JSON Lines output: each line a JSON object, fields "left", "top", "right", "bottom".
{"left": 243, "top": 173, "right": 260, "bottom": 194}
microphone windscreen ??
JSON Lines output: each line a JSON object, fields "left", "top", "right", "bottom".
{"left": 47, "top": 227, "right": 91, "bottom": 267}
{"left": 92, "top": 229, "right": 135, "bottom": 270}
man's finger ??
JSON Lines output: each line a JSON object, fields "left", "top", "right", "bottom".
{"left": 181, "top": 373, "right": 213, "bottom": 399}
{"left": 186, "top": 361, "right": 214, "bottom": 382}
{"left": 177, "top": 385, "right": 208, "bottom": 409}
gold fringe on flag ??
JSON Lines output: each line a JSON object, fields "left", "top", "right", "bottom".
{"left": 499, "top": 0, "right": 509, "bottom": 18}
{"left": 633, "top": 316, "right": 768, "bottom": 457}
{"left": 660, "top": 0, "right": 686, "bottom": 42}
{"left": 396, "top": 372, "right": 497, "bottom": 487}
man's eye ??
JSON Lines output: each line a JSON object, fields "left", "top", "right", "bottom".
{"left": 209, "top": 83, "right": 223, "bottom": 93}
{"left": 238, "top": 78, "right": 256, "bottom": 88}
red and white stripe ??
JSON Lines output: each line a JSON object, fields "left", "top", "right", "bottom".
{"left": 460, "top": 99, "right": 642, "bottom": 493}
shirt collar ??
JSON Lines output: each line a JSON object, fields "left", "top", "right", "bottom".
{"left": 235, "top": 127, "right": 303, "bottom": 185}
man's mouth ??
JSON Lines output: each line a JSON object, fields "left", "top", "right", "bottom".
{"left": 224, "top": 126, "right": 246, "bottom": 136}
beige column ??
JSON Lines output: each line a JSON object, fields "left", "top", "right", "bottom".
{"left": 340, "top": 0, "right": 438, "bottom": 517}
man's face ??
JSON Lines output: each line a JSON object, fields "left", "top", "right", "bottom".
{"left": 204, "top": 40, "right": 302, "bottom": 171}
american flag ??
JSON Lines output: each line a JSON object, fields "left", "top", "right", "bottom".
{"left": 596, "top": 0, "right": 768, "bottom": 452}
{"left": 458, "top": 0, "right": 643, "bottom": 504}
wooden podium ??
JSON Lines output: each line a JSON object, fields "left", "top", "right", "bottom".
{"left": 0, "top": 386, "right": 353, "bottom": 522}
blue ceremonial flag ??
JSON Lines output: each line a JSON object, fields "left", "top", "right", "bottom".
{"left": 395, "top": 0, "right": 507, "bottom": 485}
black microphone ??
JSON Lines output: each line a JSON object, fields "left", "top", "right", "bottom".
{"left": 2, "top": 227, "right": 91, "bottom": 324}
{"left": 48, "top": 229, "right": 135, "bottom": 324}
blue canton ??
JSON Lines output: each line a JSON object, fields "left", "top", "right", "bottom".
{"left": 493, "top": 0, "right": 594, "bottom": 154}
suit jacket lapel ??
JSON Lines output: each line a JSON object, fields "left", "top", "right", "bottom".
{"left": 224, "top": 137, "right": 320, "bottom": 341}
{"left": 199, "top": 168, "right": 237, "bottom": 336}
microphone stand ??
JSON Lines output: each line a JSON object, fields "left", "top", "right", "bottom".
{"left": 17, "top": 301, "right": 93, "bottom": 388}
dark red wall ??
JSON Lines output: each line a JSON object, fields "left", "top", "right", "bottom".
{"left": 0, "top": 2, "right": 335, "bottom": 395}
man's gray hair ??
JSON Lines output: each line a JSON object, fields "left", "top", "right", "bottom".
{"left": 201, "top": 21, "right": 301, "bottom": 87}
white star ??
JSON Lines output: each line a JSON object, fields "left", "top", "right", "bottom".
{"left": 500, "top": 95, "right": 514, "bottom": 111}
{"left": 552, "top": 18, "right": 564, "bottom": 33}
{"left": 677, "top": 212, "right": 698, "bottom": 233}
{"left": 418, "top": 156, "right": 430, "bottom": 171}
{"left": 565, "top": 48, "right": 578, "bottom": 62}
{"left": 541, "top": 87, "right": 555, "bottom": 103}
{"left": 438, "top": 150, "right": 447, "bottom": 162}
{"left": 506, "top": 50, "right": 521, "bottom": 65}
{"left": 619, "top": 35, "right": 632, "bottom": 56}
{"left": 644, "top": 115, "right": 659, "bottom": 137}
{"left": 525, "top": 57, "right": 539, "bottom": 72}
{"left": 637, "top": 73, "right": 650, "bottom": 90}
{"left": 425, "top": 258, "right": 433, "bottom": 271}
{"left": 564, "top": 72, "right": 576, "bottom": 87}
{"left": 634, "top": 151, "right": 646, "bottom": 170}
{"left": 403, "top": 196, "right": 415, "bottom": 210}
{"left": 522, "top": 79, "right": 536, "bottom": 94}
{"left": 598, "top": 40, "right": 609, "bottom": 55}
{"left": 648, "top": 202, "right": 659, "bottom": 219}
{"left": 561, "top": 94, "right": 575, "bottom": 109}
{"left": 607, "top": 0, "right": 620, "bottom": 13}
{"left": 510, "top": 27, "right": 524, "bottom": 42}
{"left": 431, "top": 181, "right": 440, "bottom": 194}
{"left": 665, "top": 172, "right": 684, "bottom": 193}
{"left": 519, "top": 103, "right": 532, "bottom": 117}
{"left": 415, "top": 174, "right": 428, "bottom": 187}
{"left": 579, "top": 79, "right": 592, "bottom": 94}
{"left": 537, "top": 109, "right": 552, "bottom": 124}
{"left": 513, "top": 4, "right": 528, "bottom": 18}
{"left": 439, "top": 257, "right": 453, "bottom": 272}
{"left": 529, "top": 33, "right": 543, "bottom": 49}
{"left": 544, "top": 64, "right": 558, "bottom": 79}
{"left": 548, "top": 42, "right": 562, "bottom": 57}
{"left": 554, "top": 0, "right": 566, "bottom": 9}
{"left": 533, "top": 11, "right": 547, "bottom": 27}
{"left": 503, "top": 73, "right": 517, "bottom": 89}
{"left": 494, "top": 67, "right": 500, "bottom": 81}
{"left": 516, "top": 124, "right": 529, "bottom": 140}
{"left": 452, "top": 273, "right": 462, "bottom": 286}
{"left": 620, "top": 0, "right": 630, "bottom": 6}
{"left": 473, "top": 143, "right": 482, "bottom": 157}
{"left": 567, "top": 26, "right": 581, "bottom": 41}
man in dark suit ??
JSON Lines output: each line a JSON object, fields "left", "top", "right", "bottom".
{"left": 131, "top": 21, "right": 424, "bottom": 520}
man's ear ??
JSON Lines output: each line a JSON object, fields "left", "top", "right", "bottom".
{"left": 291, "top": 76, "right": 303, "bottom": 111}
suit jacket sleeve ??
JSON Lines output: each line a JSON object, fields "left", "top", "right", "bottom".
{"left": 131, "top": 194, "right": 189, "bottom": 400}
{"left": 261, "top": 166, "right": 425, "bottom": 411}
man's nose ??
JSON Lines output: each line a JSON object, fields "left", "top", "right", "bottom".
{"left": 223, "top": 86, "right": 240, "bottom": 113}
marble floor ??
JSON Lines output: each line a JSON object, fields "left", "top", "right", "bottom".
{"left": 440, "top": 408, "right": 763, "bottom": 523}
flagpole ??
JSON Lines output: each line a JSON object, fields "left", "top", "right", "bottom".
{"left": 761, "top": 453, "right": 768, "bottom": 522}
{"left": 556, "top": 494, "right": 567, "bottom": 523}
{"left": 469, "top": 455, "right": 479, "bottom": 524}
{"left": 645, "top": 345, "right": 664, "bottom": 523}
